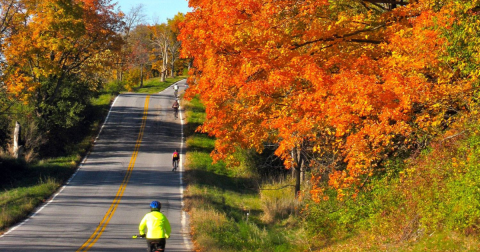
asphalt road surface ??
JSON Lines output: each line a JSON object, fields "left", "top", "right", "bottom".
{"left": 0, "top": 80, "right": 192, "bottom": 251}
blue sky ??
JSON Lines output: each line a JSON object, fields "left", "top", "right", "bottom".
{"left": 114, "top": 0, "right": 192, "bottom": 24}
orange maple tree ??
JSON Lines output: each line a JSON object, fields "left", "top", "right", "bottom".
{"left": 179, "top": 0, "right": 473, "bottom": 199}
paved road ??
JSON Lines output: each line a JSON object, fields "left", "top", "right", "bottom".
{"left": 0, "top": 80, "right": 192, "bottom": 251}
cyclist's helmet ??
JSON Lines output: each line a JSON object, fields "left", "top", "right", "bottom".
{"left": 150, "top": 201, "right": 161, "bottom": 210}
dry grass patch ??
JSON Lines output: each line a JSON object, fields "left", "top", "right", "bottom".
{"left": 260, "top": 178, "right": 299, "bottom": 224}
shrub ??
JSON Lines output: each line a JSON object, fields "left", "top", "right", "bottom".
{"left": 104, "top": 80, "right": 126, "bottom": 94}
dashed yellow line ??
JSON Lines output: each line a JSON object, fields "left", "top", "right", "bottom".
{"left": 77, "top": 95, "right": 150, "bottom": 252}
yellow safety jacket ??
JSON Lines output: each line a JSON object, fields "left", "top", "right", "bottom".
{"left": 139, "top": 211, "right": 171, "bottom": 239}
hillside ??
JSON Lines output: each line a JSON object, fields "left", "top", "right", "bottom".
{"left": 184, "top": 97, "right": 480, "bottom": 251}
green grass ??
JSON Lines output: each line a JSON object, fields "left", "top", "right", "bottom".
{"left": 0, "top": 157, "right": 78, "bottom": 230}
{"left": 91, "top": 93, "right": 115, "bottom": 106}
{"left": 184, "top": 97, "right": 304, "bottom": 252}
{"left": 133, "top": 76, "right": 186, "bottom": 94}
{"left": 406, "top": 232, "right": 480, "bottom": 252}
{"left": 0, "top": 178, "right": 60, "bottom": 229}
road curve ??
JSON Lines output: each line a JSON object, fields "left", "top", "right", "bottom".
{"left": 0, "top": 79, "right": 192, "bottom": 252}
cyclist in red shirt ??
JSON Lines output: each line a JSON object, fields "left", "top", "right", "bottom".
{"left": 172, "top": 150, "right": 179, "bottom": 171}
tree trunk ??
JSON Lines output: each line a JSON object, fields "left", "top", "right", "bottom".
{"left": 291, "top": 147, "right": 303, "bottom": 198}
{"left": 161, "top": 70, "right": 166, "bottom": 82}
{"left": 300, "top": 157, "right": 305, "bottom": 184}
{"left": 14, "top": 121, "right": 21, "bottom": 159}
{"left": 171, "top": 54, "right": 175, "bottom": 77}
{"left": 140, "top": 64, "right": 144, "bottom": 88}
{"left": 161, "top": 40, "right": 169, "bottom": 82}
{"left": 117, "top": 68, "right": 121, "bottom": 82}
{"left": 294, "top": 165, "right": 301, "bottom": 198}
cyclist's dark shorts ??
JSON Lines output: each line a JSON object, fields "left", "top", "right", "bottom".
{"left": 146, "top": 238, "right": 166, "bottom": 251}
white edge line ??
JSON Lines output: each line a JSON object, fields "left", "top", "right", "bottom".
{"left": 179, "top": 104, "right": 192, "bottom": 251}
{"left": 0, "top": 95, "right": 120, "bottom": 238}
{"left": 159, "top": 80, "right": 192, "bottom": 250}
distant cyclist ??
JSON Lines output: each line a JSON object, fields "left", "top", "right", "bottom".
{"left": 173, "top": 83, "right": 179, "bottom": 97}
{"left": 172, "top": 99, "right": 179, "bottom": 118}
{"left": 172, "top": 150, "right": 179, "bottom": 171}
{"left": 139, "top": 201, "right": 171, "bottom": 252}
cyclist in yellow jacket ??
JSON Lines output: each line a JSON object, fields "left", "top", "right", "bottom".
{"left": 139, "top": 201, "right": 171, "bottom": 252}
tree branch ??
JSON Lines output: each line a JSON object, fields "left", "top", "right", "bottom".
{"left": 291, "top": 24, "right": 386, "bottom": 49}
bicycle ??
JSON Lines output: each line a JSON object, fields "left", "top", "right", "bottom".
{"left": 173, "top": 106, "right": 178, "bottom": 119}
{"left": 172, "top": 159, "right": 178, "bottom": 172}
{"left": 174, "top": 89, "right": 178, "bottom": 98}
{"left": 133, "top": 234, "right": 165, "bottom": 252}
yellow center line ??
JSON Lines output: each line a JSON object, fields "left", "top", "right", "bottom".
{"left": 77, "top": 95, "right": 150, "bottom": 252}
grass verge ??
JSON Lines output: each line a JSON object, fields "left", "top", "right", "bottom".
{"left": 0, "top": 158, "right": 76, "bottom": 230}
{"left": 183, "top": 96, "right": 307, "bottom": 251}
{"left": 183, "top": 95, "right": 480, "bottom": 251}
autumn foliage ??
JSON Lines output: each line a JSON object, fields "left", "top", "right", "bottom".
{"left": 179, "top": 0, "right": 477, "bottom": 199}
{"left": 3, "top": 0, "right": 123, "bottom": 101}
{"left": 0, "top": 0, "right": 125, "bottom": 154}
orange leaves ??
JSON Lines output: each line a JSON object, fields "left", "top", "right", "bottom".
{"left": 5, "top": 69, "right": 37, "bottom": 101}
{"left": 180, "top": 0, "right": 474, "bottom": 200}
